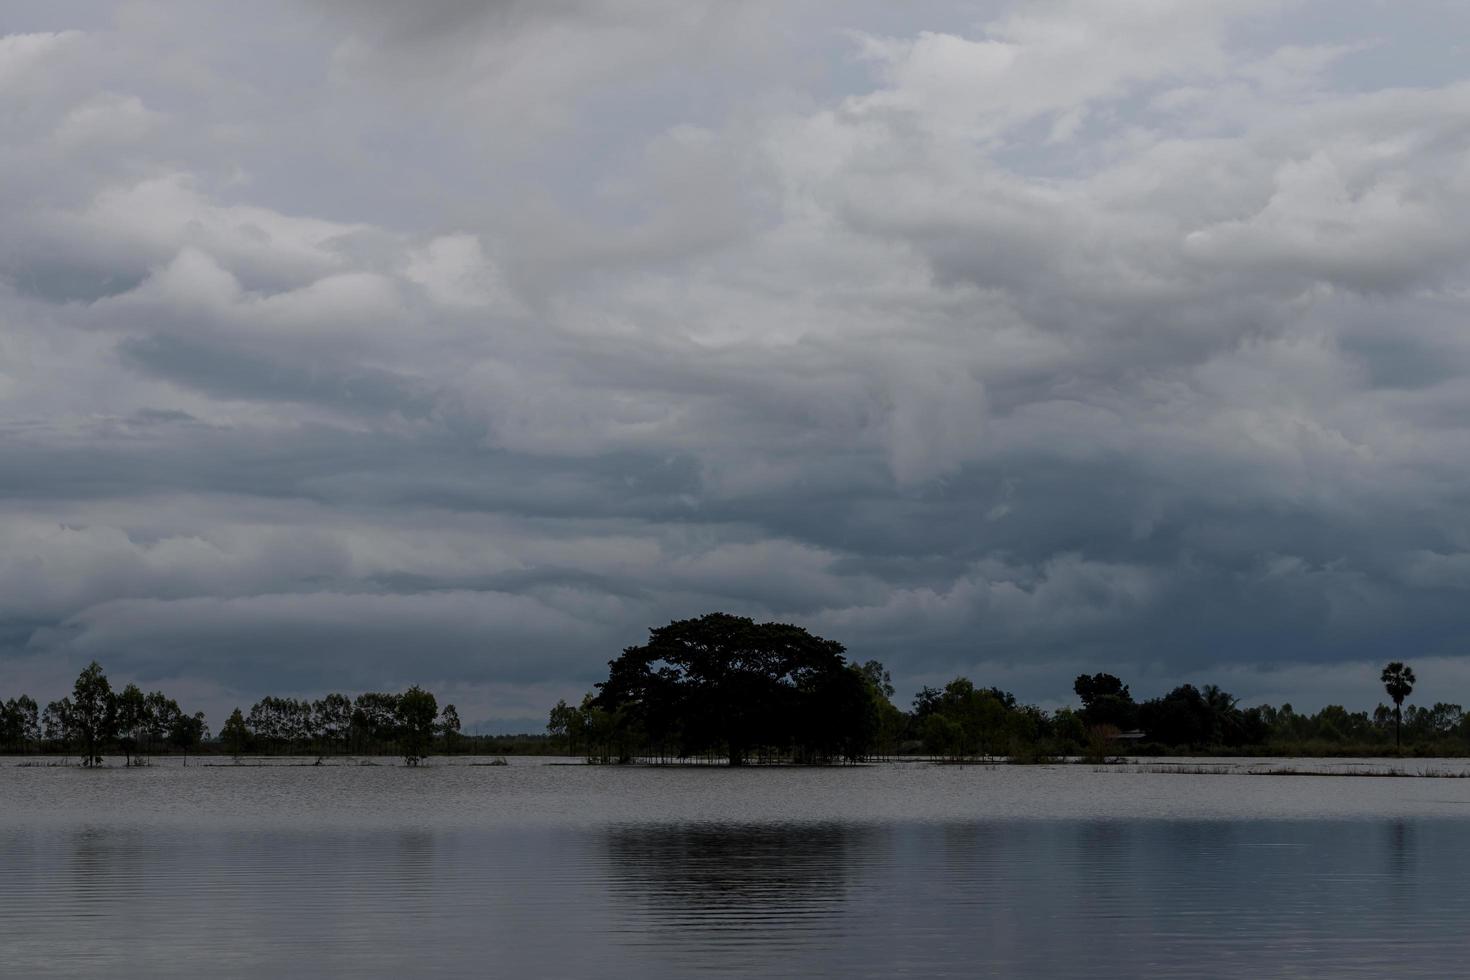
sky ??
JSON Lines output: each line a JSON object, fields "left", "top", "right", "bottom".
{"left": 3, "top": 1, "right": 1470, "bottom": 731}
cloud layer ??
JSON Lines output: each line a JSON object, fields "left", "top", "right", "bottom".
{"left": 4, "top": 0, "right": 1470, "bottom": 727}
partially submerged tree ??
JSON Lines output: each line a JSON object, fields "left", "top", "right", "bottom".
{"left": 439, "top": 704, "right": 462, "bottom": 755}
{"left": 1381, "top": 662, "right": 1416, "bottom": 750}
{"left": 169, "top": 711, "right": 208, "bottom": 765}
{"left": 912, "top": 679, "right": 1014, "bottom": 759}
{"left": 42, "top": 699, "right": 72, "bottom": 758}
{"left": 115, "top": 683, "right": 149, "bottom": 766}
{"left": 857, "top": 662, "right": 906, "bottom": 759}
{"left": 1, "top": 695, "right": 40, "bottom": 753}
{"left": 547, "top": 699, "right": 576, "bottom": 755}
{"left": 312, "top": 694, "right": 352, "bottom": 755}
{"left": 221, "top": 707, "right": 249, "bottom": 761}
{"left": 396, "top": 686, "right": 439, "bottom": 766}
{"left": 352, "top": 692, "right": 401, "bottom": 753}
{"left": 146, "top": 691, "right": 182, "bottom": 757}
{"left": 594, "top": 613, "right": 875, "bottom": 765}
{"left": 247, "top": 696, "right": 316, "bottom": 753}
{"left": 71, "top": 662, "right": 116, "bottom": 767}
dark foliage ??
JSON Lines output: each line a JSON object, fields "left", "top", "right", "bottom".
{"left": 592, "top": 613, "right": 877, "bottom": 764}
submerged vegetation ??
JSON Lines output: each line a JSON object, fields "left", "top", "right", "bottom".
{"left": 547, "top": 614, "right": 1470, "bottom": 764}
{"left": 561, "top": 613, "right": 891, "bottom": 765}
{"left": 2, "top": 661, "right": 467, "bottom": 766}
{"left": 2, "top": 662, "right": 207, "bottom": 766}
{"left": 4, "top": 618, "right": 1466, "bottom": 768}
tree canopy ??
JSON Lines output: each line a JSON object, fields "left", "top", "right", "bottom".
{"left": 1381, "top": 661, "right": 1417, "bottom": 748}
{"left": 593, "top": 612, "right": 877, "bottom": 765}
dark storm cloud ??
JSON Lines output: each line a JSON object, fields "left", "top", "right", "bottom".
{"left": 3, "top": 1, "right": 1470, "bottom": 727}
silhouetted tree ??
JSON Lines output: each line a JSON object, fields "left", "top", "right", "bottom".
{"left": 796, "top": 664, "right": 879, "bottom": 763}
{"left": 146, "top": 691, "right": 181, "bottom": 757}
{"left": 547, "top": 699, "right": 576, "bottom": 754}
{"left": 352, "top": 692, "right": 400, "bottom": 753}
{"left": 42, "top": 699, "right": 72, "bottom": 756}
{"left": 1051, "top": 707, "right": 1086, "bottom": 748}
{"left": 313, "top": 693, "right": 352, "bottom": 755}
{"left": 169, "top": 711, "right": 208, "bottom": 765}
{"left": 396, "top": 686, "right": 438, "bottom": 765}
{"left": 1139, "top": 684, "right": 1213, "bottom": 747}
{"left": 221, "top": 707, "right": 249, "bottom": 760}
{"left": 439, "top": 704, "right": 462, "bottom": 755}
{"left": 857, "top": 662, "right": 905, "bottom": 758}
{"left": 70, "top": 662, "right": 116, "bottom": 767}
{"left": 115, "top": 683, "right": 148, "bottom": 766}
{"left": 1074, "top": 673, "right": 1138, "bottom": 731}
{"left": 1, "top": 695, "right": 39, "bottom": 753}
{"left": 595, "top": 613, "right": 870, "bottom": 765}
{"left": 859, "top": 661, "right": 895, "bottom": 699}
{"left": 1381, "top": 661, "right": 1416, "bottom": 749}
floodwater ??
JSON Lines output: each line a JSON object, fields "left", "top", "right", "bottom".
{"left": 3, "top": 757, "right": 1470, "bottom": 978}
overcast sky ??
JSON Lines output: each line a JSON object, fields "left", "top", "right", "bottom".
{"left": 3, "top": 1, "right": 1470, "bottom": 730}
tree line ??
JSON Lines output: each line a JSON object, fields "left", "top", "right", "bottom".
{"left": 217, "top": 688, "right": 459, "bottom": 764}
{"left": 2, "top": 662, "right": 208, "bottom": 766}
{"left": 3, "top": 636, "right": 1448, "bottom": 768}
{"left": 2, "top": 662, "right": 464, "bottom": 766}
{"left": 548, "top": 615, "right": 1454, "bottom": 763}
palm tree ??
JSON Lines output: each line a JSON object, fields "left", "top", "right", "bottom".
{"left": 1381, "top": 662, "right": 1416, "bottom": 750}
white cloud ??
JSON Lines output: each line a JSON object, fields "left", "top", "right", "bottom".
{"left": 0, "top": 30, "right": 81, "bottom": 91}
{"left": 53, "top": 91, "right": 162, "bottom": 147}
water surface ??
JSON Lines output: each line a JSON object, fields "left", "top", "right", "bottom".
{"left": 3, "top": 759, "right": 1468, "bottom": 977}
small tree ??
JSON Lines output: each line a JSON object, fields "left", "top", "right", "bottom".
{"left": 351, "top": 693, "right": 401, "bottom": 753}
{"left": 221, "top": 708, "right": 249, "bottom": 761}
{"left": 114, "top": 683, "right": 149, "bottom": 766}
{"left": 71, "top": 662, "right": 116, "bottom": 767}
{"left": 169, "top": 711, "right": 208, "bottom": 766}
{"left": 42, "top": 699, "right": 73, "bottom": 758}
{"left": 146, "top": 691, "right": 181, "bottom": 757}
{"left": 547, "top": 699, "right": 576, "bottom": 755}
{"left": 16, "top": 695, "right": 39, "bottom": 753}
{"left": 396, "top": 686, "right": 439, "bottom": 766}
{"left": 1381, "top": 662, "right": 1416, "bottom": 750}
{"left": 1, "top": 696, "right": 39, "bottom": 753}
{"left": 439, "top": 704, "right": 462, "bottom": 755}
{"left": 312, "top": 694, "right": 352, "bottom": 756}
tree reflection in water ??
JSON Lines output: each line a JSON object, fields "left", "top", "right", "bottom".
{"left": 601, "top": 822, "right": 878, "bottom": 965}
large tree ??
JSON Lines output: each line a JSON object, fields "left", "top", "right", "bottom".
{"left": 1381, "top": 662, "right": 1416, "bottom": 750}
{"left": 594, "top": 613, "right": 869, "bottom": 765}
